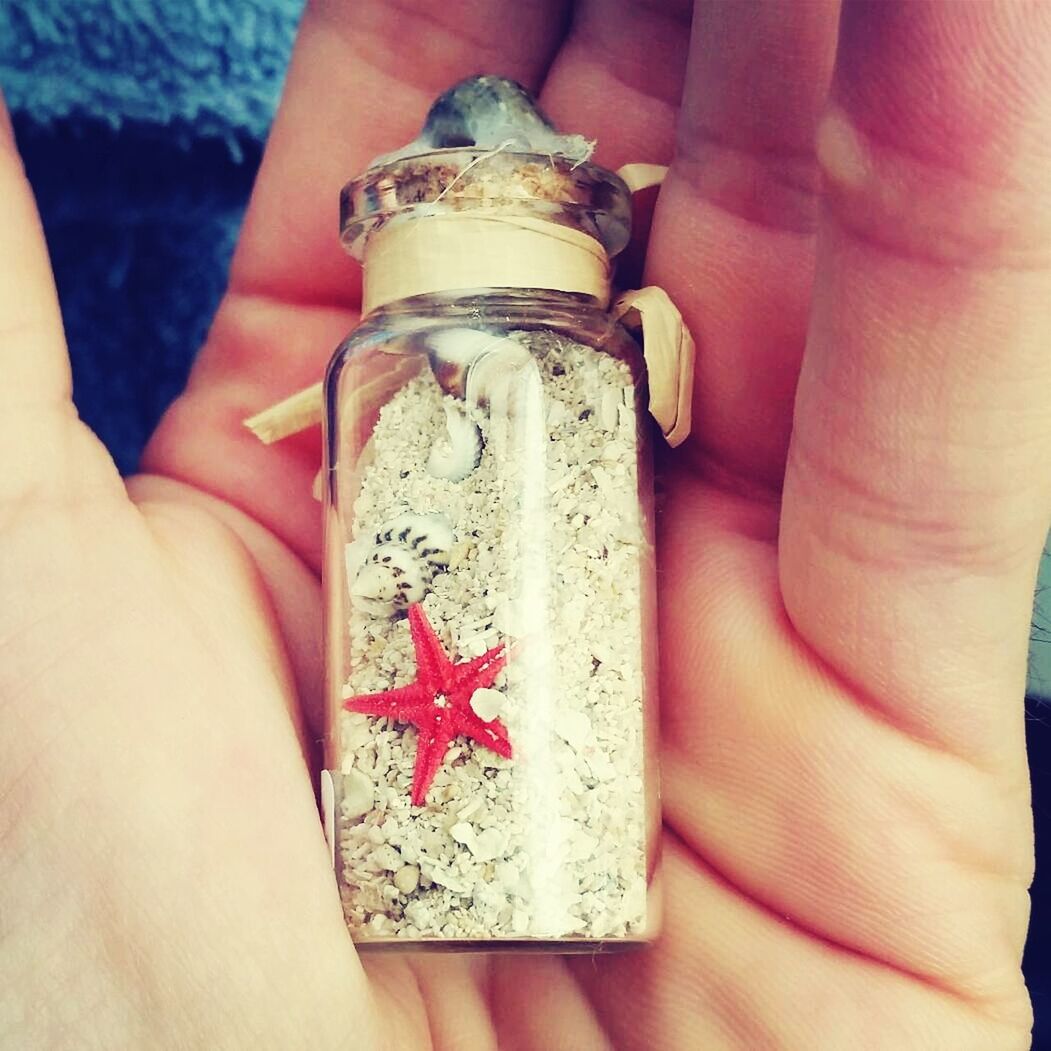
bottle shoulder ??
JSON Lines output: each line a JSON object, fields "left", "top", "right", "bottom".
{"left": 328, "top": 290, "right": 641, "bottom": 375}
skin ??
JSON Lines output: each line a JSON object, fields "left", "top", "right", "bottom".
{"left": 1, "top": 0, "right": 1049, "bottom": 1047}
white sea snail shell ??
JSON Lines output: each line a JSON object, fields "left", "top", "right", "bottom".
{"left": 425, "top": 328, "right": 534, "bottom": 414}
{"left": 427, "top": 401, "right": 482, "bottom": 482}
{"left": 348, "top": 512, "right": 455, "bottom": 617}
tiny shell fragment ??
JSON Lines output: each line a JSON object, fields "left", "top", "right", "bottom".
{"left": 472, "top": 827, "right": 507, "bottom": 861}
{"left": 450, "top": 822, "right": 476, "bottom": 848}
{"left": 555, "top": 709, "right": 592, "bottom": 750}
{"left": 393, "top": 865, "right": 421, "bottom": 894}
{"left": 372, "top": 844, "right": 403, "bottom": 871}
{"left": 599, "top": 386, "right": 620, "bottom": 431}
{"left": 469, "top": 687, "right": 505, "bottom": 722}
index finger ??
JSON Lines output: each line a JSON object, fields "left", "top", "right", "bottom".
{"left": 232, "top": 0, "right": 570, "bottom": 309}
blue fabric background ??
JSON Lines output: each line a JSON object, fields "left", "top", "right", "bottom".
{"left": 1, "top": 0, "right": 295, "bottom": 471}
{"left": 5, "top": 0, "right": 1051, "bottom": 1039}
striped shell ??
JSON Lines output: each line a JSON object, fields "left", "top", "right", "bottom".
{"left": 347, "top": 513, "right": 455, "bottom": 617}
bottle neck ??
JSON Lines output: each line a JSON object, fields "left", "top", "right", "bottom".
{"left": 360, "top": 214, "right": 612, "bottom": 317}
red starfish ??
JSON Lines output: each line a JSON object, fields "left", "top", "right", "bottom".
{"left": 344, "top": 603, "right": 511, "bottom": 805}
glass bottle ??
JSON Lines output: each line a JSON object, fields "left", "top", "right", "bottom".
{"left": 321, "top": 78, "right": 660, "bottom": 949}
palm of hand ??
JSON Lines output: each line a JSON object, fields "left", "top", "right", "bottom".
{"left": 3, "top": 3, "right": 1047, "bottom": 1049}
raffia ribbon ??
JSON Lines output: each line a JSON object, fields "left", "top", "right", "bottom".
{"left": 244, "top": 382, "right": 324, "bottom": 445}
{"left": 362, "top": 214, "right": 611, "bottom": 315}
{"left": 616, "top": 163, "right": 669, "bottom": 194}
{"left": 611, "top": 287, "right": 694, "bottom": 448}
{"left": 244, "top": 163, "right": 694, "bottom": 447}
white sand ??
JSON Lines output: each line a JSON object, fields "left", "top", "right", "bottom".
{"left": 336, "top": 333, "right": 650, "bottom": 941}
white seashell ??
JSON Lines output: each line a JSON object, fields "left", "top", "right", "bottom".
{"left": 350, "top": 545, "right": 427, "bottom": 616}
{"left": 349, "top": 512, "right": 455, "bottom": 617}
{"left": 427, "top": 401, "right": 482, "bottom": 481}
{"left": 387, "top": 512, "right": 455, "bottom": 564}
{"left": 424, "top": 328, "right": 534, "bottom": 415}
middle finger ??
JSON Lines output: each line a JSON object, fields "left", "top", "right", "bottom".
{"left": 539, "top": 0, "right": 693, "bottom": 171}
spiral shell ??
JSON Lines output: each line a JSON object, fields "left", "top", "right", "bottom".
{"left": 347, "top": 513, "right": 455, "bottom": 617}
{"left": 427, "top": 401, "right": 483, "bottom": 482}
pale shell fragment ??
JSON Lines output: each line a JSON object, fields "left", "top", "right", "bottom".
{"left": 450, "top": 822, "right": 476, "bottom": 848}
{"left": 472, "top": 827, "right": 508, "bottom": 861}
{"left": 495, "top": 860, "right": 520, "bottom": 892}
{"left": 372, "top": 844, "right": 403, "bottom": 871}
{"left": 393, "top": 865, "right": 421, "bottom": 894}
{"left": 424, "top": 860, "right": 470, "bottom": 894}
{"left": 469, "top": 687, "right": 505, "bottom": 723}
{"left": 555, "top": 709, "right": 592, "bottom": 750}
{"left": 449, "top": 822, "right": 507, "bottom": 861}
{"left": 599, "top": 386, "right": 620, "bottom": 431}
{"left": 342, "top": 768, "right": 375, "bottom": 820}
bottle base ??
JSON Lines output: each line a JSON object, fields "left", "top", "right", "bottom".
{"left": 350, "top": 936, "right": 654, "bottom": 955}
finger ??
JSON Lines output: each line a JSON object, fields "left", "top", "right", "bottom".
{"left": 539, "top": 0, "right": 693, "bottom": 171}
{"left": 569, "top": 838, "right": 1028, "bottom": 1048}
{"left": 657, "top": 481, "right": 1031, "bottom": 1008}
{"left": 538, "top": 0, "right": 692, "bottom": 287}
{"left": 232, "top": 0, "right": 570, "bottom": 308}
{"left": 0, "top": 97, "right": 67, "bottom": 460}
{"left": 647, "top": 0, "right": 840, "bottom": 487}
{"left": 144, "top": 0, "right": 568, "bottom": 567}
{"left": 0, "top": 97, "right": 67, "bottom": 406}
{"left": 780, "top": 0, "right": 1051, "bottom": 765}
{"left": 0, "top": 94, "right": 121, "bottom": 503}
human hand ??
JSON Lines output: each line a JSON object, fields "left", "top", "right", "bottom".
{"left": 2, "top": 1, "right": 1048, "bottom": 1048}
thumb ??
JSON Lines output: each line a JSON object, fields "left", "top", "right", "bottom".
{"left": 0, "top": 91, "right": 121, "bottom": 505}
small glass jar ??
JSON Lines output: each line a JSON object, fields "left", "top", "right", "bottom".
{"left": 321, "top": 142, "right": 660, "bottom": 950}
